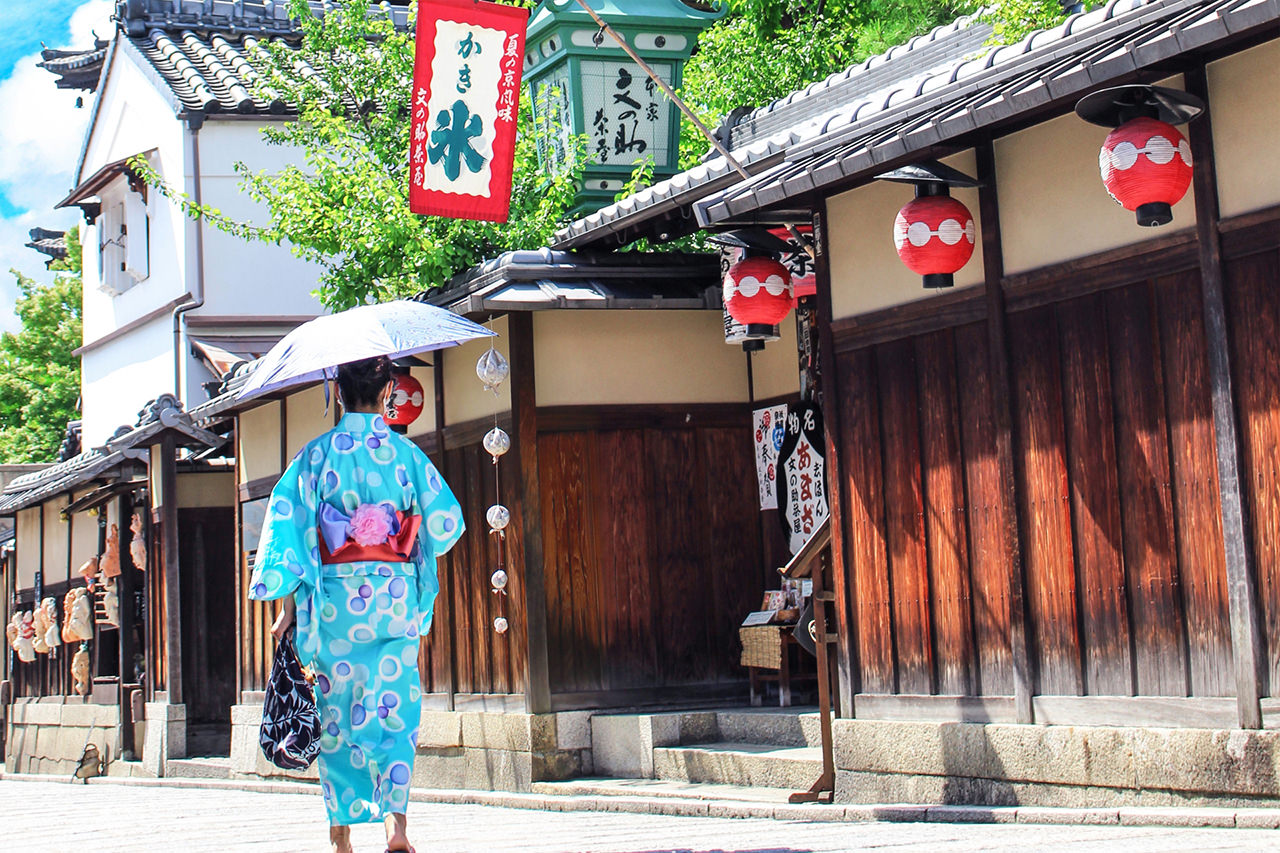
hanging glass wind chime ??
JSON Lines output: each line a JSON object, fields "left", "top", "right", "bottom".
{"left": 477, "top": 340, "right": 512, "bottom": 634}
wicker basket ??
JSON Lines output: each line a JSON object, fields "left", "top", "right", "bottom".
{"left": 740, "top": 625, "right": 784, "bottom": 669}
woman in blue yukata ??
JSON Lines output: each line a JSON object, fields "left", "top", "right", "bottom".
{"left": 249, "top": 355, "right": 464, "bottom": 853}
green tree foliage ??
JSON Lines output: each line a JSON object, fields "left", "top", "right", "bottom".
{"left": 0, "top": 228, "right": 83, "bottom": 462}
{"left": 678, "top": 0, "right": 983, "bottom": 167}
{"left": 135, "top": 0, "right": 583, "bottom": 311}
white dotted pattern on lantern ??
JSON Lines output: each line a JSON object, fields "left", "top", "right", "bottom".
{"left": 493, "top": 617, "right": 509, "bottom": 634}
{"left": 724, "top": 272, "right": 789, "bottom": 299}
{"left": 895, "top": 217, "right": 976, "bottom": 250}
{"left": 491, "top": 569, "right": 508, "bottom": 590}
{"left": 483, "top": 427, "right": 510, "bottom": 460}
{"left": 476, "top": 346, "right": 510, "bottom": 394}
{"left": 1099, "top": 135, "right": 1192, "bottom": 176}
{"left": 487, "top": 504, "right": 510, "bottom": 531}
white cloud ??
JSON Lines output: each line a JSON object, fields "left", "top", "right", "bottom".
{"left": 0, "top": 0, "right": 113, "bottom": 332}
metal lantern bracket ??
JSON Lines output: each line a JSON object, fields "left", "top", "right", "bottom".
{"left": 1074, "top": 84, "right": 1206, "bottom": 128}
{"left": 875, "top": 160, "right": 981, "bottom": 196}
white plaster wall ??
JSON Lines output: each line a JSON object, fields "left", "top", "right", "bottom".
{"left": 238, "top": 401, "right": 283, "bottom": 483}
{"left": 80, "top": 314, "right": 175, "bottom": 447}
{"left": 996, "top": 97, "right": 1197, "bottom": 276}
{"left": 16, "top": 509, "right": 41, "bottom": 590}
{"left": 750, "top": 317, "right": 799, "bottom": 401}
{"left": 1208, "top": 40, "right": 1280, "bottom": 219}
{"left": 444, "top": 316, "right": 511, "bottom": 425}
{"left": 80, "top": 47, "right": 188, "bottom": 344}
{"left": 189, "top": 120, "right": 325, "bottom": 319}
{"left": 533, "top": 311, "right": 750, "bottom": 406}
{"left": 42, "top": 499, "right": 71, "bottom": 586}
{"left": 827, "top": 151, "right": 985, "bottom": 322}
{"left": 69, "top": 496, "right": 100, "bottom": 573}
{"left": 285, "top": 383, "right": 333, "bottom": 461}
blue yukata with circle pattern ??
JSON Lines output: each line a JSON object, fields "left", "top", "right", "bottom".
{"left": 248, "top": 412, "right": 464, "bottom": 825}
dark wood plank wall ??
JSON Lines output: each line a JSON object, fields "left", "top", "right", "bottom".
{"left": 833, "top": 261, "right": 1248, "bottom": 699}
{"left": 536, "top": 422, "right": 767, "bottom": 699}
{"left": 1224, "top": 247, "right": 1280, "bottom": 695}
{"left": 424, "top": 441, "right": 527, "bottom": 696}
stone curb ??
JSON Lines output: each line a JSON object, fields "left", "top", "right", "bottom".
{"left": 1, "top": 769, "right": 1276, "bottom": 829}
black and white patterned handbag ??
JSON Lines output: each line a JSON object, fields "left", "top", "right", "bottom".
{"left": 259, "top": 629, "right": 322, "bottom": 771}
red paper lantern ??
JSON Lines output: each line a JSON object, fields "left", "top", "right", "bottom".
{"left": 893, "top": 195, "right": 976, "bottom": 288}
{"left": 724, "top": 256, "right": 793, "bottom": 329}
{"left": 1099, "top": 116, "right": 1193, "bottom": 227}
{"left": 385, "top": 374, "right": 425, "bottom": 427}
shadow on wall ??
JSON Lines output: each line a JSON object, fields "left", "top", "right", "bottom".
{"left": 939, "top": 720, "right": 1017, "bottom": 806}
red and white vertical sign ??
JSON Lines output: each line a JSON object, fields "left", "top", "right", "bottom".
{"left": 409, "top": 0, "right": 528, "bottom": 222}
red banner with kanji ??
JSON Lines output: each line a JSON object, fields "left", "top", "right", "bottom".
{"left": 409, "top": 0, "right": 528, "bottom": 222}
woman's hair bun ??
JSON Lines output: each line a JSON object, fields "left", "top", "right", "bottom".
{"left": 336, "top": 355, "right": 393, "bottom": 410}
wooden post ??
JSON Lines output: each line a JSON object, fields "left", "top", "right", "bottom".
{"left": 158, "top": 436, "right": 183, "bottom": 704}
{"left": 1185, "top": 66, "right": 1264, "bottom": 729}
{"left": 233, "top": 420, "right": 243, "bottom": 700}
{"left": 433, "top": 353, "right": 456, "bottom": 711}
{"left": 508, "top": 313, "right": 551, "bottom": 714}
{"left": 116, "top": 479, "right": 137, "bottom": 757}
{"left": 976, "top": 138, "right": 1035, "bottom": 724}
{"left": 812, "top": 204, "right": 857, "bottom": 717}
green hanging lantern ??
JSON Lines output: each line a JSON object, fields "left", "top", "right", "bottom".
{"left": 524, "top": 0, "right": 725, "bottom": 215}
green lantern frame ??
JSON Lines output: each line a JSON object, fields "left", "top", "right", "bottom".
{"left": 524, "top": 0, "right": 725, "bottom": 214}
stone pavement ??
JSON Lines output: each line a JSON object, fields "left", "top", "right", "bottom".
{"left": 3, "top": 777, "right": 1280, "bottom": 852}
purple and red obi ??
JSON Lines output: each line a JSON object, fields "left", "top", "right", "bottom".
{"left": 317, "top": 502, "right": 423, "bottom": 565}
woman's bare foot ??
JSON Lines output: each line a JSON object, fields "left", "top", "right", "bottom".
{"left": 385, "top": 812, "right": 412, "bottom": 852}
{"left": 329, "top": 825, "right": 352, "bottom": 853}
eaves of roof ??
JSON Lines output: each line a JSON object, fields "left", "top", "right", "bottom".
{"left": 57, "top": 149, "right": 157, "bottom": 209}
{"left": 700, "top": 0, "right": 1280, "bottom": 224}
{"left": 415, "top": 248, "right": 723, "bottom": 317}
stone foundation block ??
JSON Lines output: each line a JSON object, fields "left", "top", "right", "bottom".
{"left": 418, "top": 710, "right": 463, "bottom": 748}
{"left": 142, "top": 702, "right": 186, "bottom": 776}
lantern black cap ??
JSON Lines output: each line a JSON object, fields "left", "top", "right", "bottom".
{"left": 875, "top": 160, "right": 980, "bottom": 189}
{"left": 1075, "top": 84, "right": 1205, "bottom": 128}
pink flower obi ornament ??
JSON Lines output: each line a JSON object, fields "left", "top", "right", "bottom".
{"left": 318, "top": 502, "right": 422, "bottom": 565}
{"left": 350, "top": 503, "right": 395, "bottom": 546}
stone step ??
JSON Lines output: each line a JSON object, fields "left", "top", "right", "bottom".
{"left": 652, "top": 742, "right": 823, "bottom": 790}
{"left": 714, "top": 708, "right": 823, "bottom": 748}
{"left": 165, "top": 756, "right": 232, "bottom": 780}
{"left": 533, "top": 777, "right": 797, "bottom": 804}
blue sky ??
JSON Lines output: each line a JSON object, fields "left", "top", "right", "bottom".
{"left": 0, "top": 0, "right": 113, "bottom": 331}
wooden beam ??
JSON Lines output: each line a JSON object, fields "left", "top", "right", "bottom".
{"left": 508, "top": 313, "right": 551, "bottom": 714}
{"left": 976, "top": 138, "right": 1035, "bottom": 724}
{"left": 116, "top": 477, "right": 137, "bottom": 757}
{"left": 432, "top": 351, "right": 455, "bottom": 711}
{"left": 233, "top": 420, "right": 244, "bottom": 701}
{"left": 812, "top": 203, "right": 856, "bottom": 717}
{"left": 1185, "top": 65, "right": 1264, "bottom": 729}
{"left": 158, "top": 436, "right": 183, "bottom": 704}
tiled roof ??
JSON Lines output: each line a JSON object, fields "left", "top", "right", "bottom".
{"left": 25, "top": 228, "right": 68, "bottom": 266}
{"left": 553, "top": 13, "right": 992, "bottom": 249}
{"left": 699, "top": 0, "right": 1278, "bottom": 225}
{"left": 39, "top": 40, "right": 110, "bottom": 91}
{"left": 113, "top": 0, "right": 411, "bottom": 115}
{"left": 0, "top": 398, "right": 224, "bottom": 515}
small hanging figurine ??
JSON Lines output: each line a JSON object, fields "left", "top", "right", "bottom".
{"left": 130, "top": 513, "right": 146, "bottom": 572}
{"left": 71, "top": 643, "right": 91, "bottom": 696}
{"left": 14, "top": 610, "right": 36, "bottom": 663}
{"left": 101, "top": 578, "right": 120, "bottom": 628}
{"left": 101, "top": 523, "right": 121, "bottom": 578}
{"left": 62, "top": 588, "right": 94, "bottom": 643}
{"left": 6, "top": 613, "right": 20, "bottom": 656}
{"left": 31, "top": 597, "right": 59, "bottom": 654}
{"left": 78, "top": 556, "right": 98, "bottom": 589}
{"left": 31, "top": 603, "right": 50, "bottom": 654}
